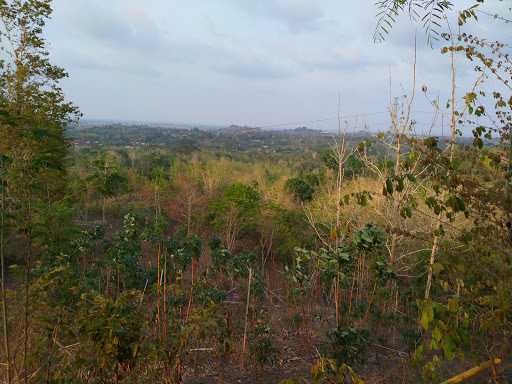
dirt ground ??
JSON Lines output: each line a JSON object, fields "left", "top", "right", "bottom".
{"left": 181, "top": 327, "right": 410, "bottom": 384}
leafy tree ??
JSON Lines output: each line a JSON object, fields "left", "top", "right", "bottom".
{"left": 209, "top": 236, "right": 255, "bottom": 281}
{"left": 267, "top": 205, "right": 312, "bottom": 263}
{"left": 0, "top": 0, "right": 80, "bottom": 198}
{"left": 167, "top": 231, "right": 202, "bottom": 279}
{"left": 105, "top": 213, "right": 145, "bottom": 295}
{"left": 135, "top": 151, "right": 175, "bottom": 180}
{"left": 327, "top": 327, "right": 369, "bottom": 365}
{"left": 77, "top": 290, "right": 145, "bottom": 381}
{"left": 374, "top": 2, "right": 512, "bottom": 379}
{"left": 87, "top": 153, "right": 128, "bottom": 222}
{"left": 209, "top": 183, "right": 261, "bottom": 251}
{"left": 0, "top": 1, "right": 79, "bottom": 381}
{"left": 286, "top": 177, "right": 315, "bottom": 203}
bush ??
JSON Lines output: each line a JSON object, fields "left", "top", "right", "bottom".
{"left": 251, "top": 322, "right": 278, "bottom": 367}
{"left": 286, "top": 177, "right": 315, "bottom": 203}
{"left": 327, "top": 327, "right": 369, "bottom": 364}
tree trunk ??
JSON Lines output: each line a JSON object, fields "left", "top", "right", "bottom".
{"left": 241, "top": 268, "right": 253, "bottom": 368}
{"left": 425, "top": 221, "right": 440, "bottom": 300}
{"left": 0, "top": 166, "right": 11, "bottom": 384}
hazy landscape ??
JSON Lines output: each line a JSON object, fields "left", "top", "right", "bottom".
{"left": 0, "top": 1, "right": 511, "bottom": 383}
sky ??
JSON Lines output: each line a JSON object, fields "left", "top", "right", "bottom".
{"left": 45, "top": 0, "right": 510, "bottom": 133}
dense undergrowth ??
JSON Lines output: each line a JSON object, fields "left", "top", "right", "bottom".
{"left": 0, "top": 1, "right": 511, "bottom": 383}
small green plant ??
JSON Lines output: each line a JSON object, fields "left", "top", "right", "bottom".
{"left": 193, "top": 278, "right": 227, "bottom": 305}
{"left": 286, "top": 177, "right": 316, "bottom": 203}
{"left": 105, "top": 213, "right": 145, "bottom": 292}
{"left": 77, "top": 290, "right": 145, "bottom": 380}
{"left": 374, "top": 254, "right": 397, "bottom": 282}
{"left": 284, "top": 247, "right": 316, "bottom": 300}
{"left": 353, "top": 224, "right": 386, "bottom": 250}
{"left": 327, "top": 327, "right": 369, "bottom": 365}
{"left": 279, "top": 357, "right": 364, "bottom": 384}
{"left": 250, "top": 322, "right": 278, "bottom": 367}
{"left": 209, "top": 237, "right": 255, "bottom": 280}
{"left": 167, "top": 230, "right": 203, "bottom": 279}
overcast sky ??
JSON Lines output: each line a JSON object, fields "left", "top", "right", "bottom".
{"left": 46, "top": 0, "right": 509, "bottom": 133}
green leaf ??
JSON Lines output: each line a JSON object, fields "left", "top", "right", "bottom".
{"left": 385, "top": 178, "right": 394, "bottom": 195}
{"left": 447, "top": 298, "right": 459, "bottom": 313}
{"left": 432, "top": 327, "right": 442, "bottom": 343}
{"left": 442, "top": 336, "right": 456, "bottom": 360}
{"left": 432, "top": 263, "right": 444, "bottom": 275}
{"left": 420, "top": 301, "right": 434, "bottom": 330}
{"left": 396, "top": 176, "right": 404, "bottom": 192}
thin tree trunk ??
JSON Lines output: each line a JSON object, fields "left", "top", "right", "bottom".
{"left": 23, "top": 202, "right": 32, "bottom": 384}
{"left": 334, "top": 272, "right": 341, "bottom": 327}
{"left": 187, "top": 195, "right": 192, "bottom": 236}
{"left": 0, "top": 165, "right": 11, "bottom": 384}
{"left": 116, "top": 264, "right": 120, "bottom": 298}
{"left": 163, "top": 252, "right": 168, "bottom": 339}
{"left": 425, "top": 232, "right": 440, "bottom": 299}
{"left": 156, "top": 242, "right": 161, "bottom": 340}
{"left": 335, "top": 93, "right": 345, "bottom": 249}
{"left": 102, "top": 197, "right": 106, "bottom": 224}
{"left": 241, "top": 268, "right": 252, "bottom": 368}
{"left": 390, "top": 122, "right": 401, "bottom": 266}
{"left": 45, "top": 331, "right": 52, "bottom": 384}
{"left": 425, "top": 44, "right": 456, "bottom": 300}
{"left": 185, "top": 257, "right": 196, "bottom": 322}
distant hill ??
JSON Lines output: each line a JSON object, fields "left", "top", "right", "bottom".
{"left": 69, "top": 121, "right": 497, "bottom": 156}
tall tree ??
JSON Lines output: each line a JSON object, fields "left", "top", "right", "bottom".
{"left": 0, "top": 1, "right": 78, "bottom": 381}
{"left": 0, "top": 0, "right": 79, "bottom": 198}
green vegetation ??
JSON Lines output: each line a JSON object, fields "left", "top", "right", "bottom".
{"left": 0, "top": 1, "right": 511, "bottom": 383}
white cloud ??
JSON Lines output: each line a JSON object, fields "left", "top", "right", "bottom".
{"left": 44, "top": 0, "right": 511, "bottom": 130}
{"left": 229, "top": 0, "right": 326, "bottom": 33}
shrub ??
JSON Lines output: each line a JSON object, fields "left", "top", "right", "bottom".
{"left": 327, "top": 327, "right": 369, "bottom": 364}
